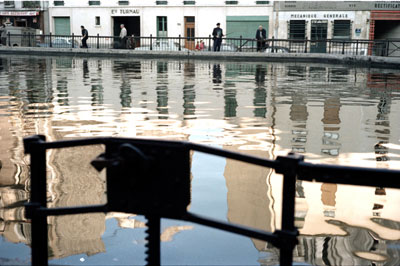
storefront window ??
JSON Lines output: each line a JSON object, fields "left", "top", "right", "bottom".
{"left": 333, "top": 20, "right": 351, "bottom": 39}
{"left": 4, "top": 1, "right": 15, "bottom": 8}
{"left": 289, "top": 20, "right": 306, "bottom": 40}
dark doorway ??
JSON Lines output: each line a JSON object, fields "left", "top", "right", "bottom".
{"left": 310, "top": 20, "right": 328, "bottom": 53}
{"left": 113, "top": 16, "right": 140, "bottom": 37}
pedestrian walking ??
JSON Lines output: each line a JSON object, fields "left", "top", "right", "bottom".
{"left": 120, "top": 24, "right": 127, "bottom": 49}
{"left": 212, "top": 23, "right": 223, "bottom": 52}
{"left": 255, "top": 25, "right": 267, "bottom": 52}
{"left": 81, "top": 25, "right": 88, "bottom": 48}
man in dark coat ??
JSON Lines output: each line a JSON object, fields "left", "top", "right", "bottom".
{"left": 255, "top": 25, "right": 267, "bottom": 52}
{"left": 212, "top": 23, "right": 223, "bottom": 52}
{"left": 81, "top": 25, "right": 88, "bottom": 48}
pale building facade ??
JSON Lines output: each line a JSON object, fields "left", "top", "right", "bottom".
{"left": 47, "top": 0, "right": 273, "bottom": 41}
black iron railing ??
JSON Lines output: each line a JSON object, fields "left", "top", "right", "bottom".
{"left": 2, "top": 32, "right": 400, "bottom": 57}
{"left": 23, "top": 135, "right": 400, "bottom": 266}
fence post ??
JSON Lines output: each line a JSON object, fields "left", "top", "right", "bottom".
{"left": 208, "top": 35, "right": 211, "bottom": 51}
{"left": 304, "top": 37, "right": 308, "bottom": 53}
{"left": 276, "top": 153, "right": 302, "bottom": 266}
{"left": 49, "top": 32, "right": 52, "bottom": 48}
{"left": 28, "top": 32, "right": 31, "bottom": 47}
{"left": 97, "top": 33, "right": 99, "bottom": 49}
{"left": 7, "top": 31, "right": 11, "bottom": 46}
{"left": 150, "top": 34, "right": 153, "bottom": 51}
{"left": 179, "top": 34, "right": 181, "bottom": 51}
{"left": 72, "top": 33, "right": 75, "bottom": 48}
{"left": 239, "top": 35, "right": 242, "bottom": 52}
{"left": 24, "top": 135, "right": 49, "bottom": 266}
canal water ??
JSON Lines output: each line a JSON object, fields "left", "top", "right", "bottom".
{"left": 0, "top": 55, "right": 399, "bottom": 265}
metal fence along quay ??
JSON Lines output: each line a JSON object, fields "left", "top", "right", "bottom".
{"left": 1, "top": 32, "right": 400, "bottom": 56}
{"left": 23, "top": 135, "right": 400, "bottom": 266}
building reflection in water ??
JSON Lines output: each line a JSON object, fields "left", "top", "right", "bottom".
{"left": 0, "top": 57, "right": 399, "bottom": 265}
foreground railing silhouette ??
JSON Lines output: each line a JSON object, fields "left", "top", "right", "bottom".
{"left": 2, "top": 32, "right": 400, "bottom": 56}
{"left": 23, "top": 135, "right": 400, "bottom": 266}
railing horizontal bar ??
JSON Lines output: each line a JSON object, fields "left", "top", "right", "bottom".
{"left": 183, "top": 212, "right": 281, "bottom": 246}
{"left": 188, "top": 143, "right": 279, "bottom": 169}
{"left": 36, "top": 204, "right": 107, "bottom": 216}
{"left": 298, "top": 162, "right": 400, "bottom": 188}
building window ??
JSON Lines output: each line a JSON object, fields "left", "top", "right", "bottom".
{"left": 23, "top": 1, "right": 40, "bottom": 8}
{"left": 156, "top": 1, "right": 168, "bottom": 5}
{"left": 54, "top": 1, "right": 64, "bottom": 6}
{"left": 333, "top": 20, "right": 351, "bottom": 39}
{"left": 255, "top": 1, "right": 269, "bottom": 4}
{"left": 89, "top": 0, "right": 100, "bottom": 5}
{"left": 95, "top": 16, "right": 100, "bottom": 26}
{"left": 157, "top": 16, "right": 167, "bottom": 37}
{"left": 4, "top": 1, "right": 15, "bottom": 8}
{"left": 288, "top": 20, "right": 306, "bottom": 39}
{"left": 225, "top": 1, "right": 238, "bottom": 4}
{"left": 118, "top": 0, "right": 129, "bottom": 5}
{"left": 183, "top": 0, "right": 195, "bottom": 4}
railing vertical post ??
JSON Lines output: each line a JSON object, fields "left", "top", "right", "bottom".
{"left": 271, "top": 36, "right": 275, "bottom": 53}
{"left": 356, "top": 40, "right": 359, "bottom": 55}
{"left": 342, "top": 40, "right": 345, "bottom": 55}
{"left": 208, "top": 34, "right": 211, "bottom": 51}
{"left": 49, "top": 32, "right": 52, "bottom": 48}
{"left": 304, "top": 37, "right": 308, "bottom": 53}
{"left": 179, "top": 34, "right": 181, "bottom": 51}
{"left": 386, "top": 40, "right": 390, "bottom": 56}
{"left": 150, "top": 34, "right": 153, "bottom": 51}
{"left": 239, "top": 35, "right": 242, "bottom": 52}
{"left": 145, "top": 215, "right": 161, "bottom": 266}
{"left": 276, "top": 153, "right": 302, "bottom": 266}
{"left": 97, "top": 33, "right": 99, "bottom": 49}
{"left": 24, "top": 135, "right": 49, "bottom": 266}
{"left": 28, "top": 32, "right": 31, "bottom": 47}
{"left": 72, "top": 33, "right": 75, "bottom": 48}
{"left": 328, "top": 39, "right": 331, "bottom": 54}
{"left": 7, "top": 31, "right": 11, "bottom": 46}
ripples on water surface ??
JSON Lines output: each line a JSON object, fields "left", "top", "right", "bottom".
{"left": 0, "top": 55, "right": 400, "bottom": 265}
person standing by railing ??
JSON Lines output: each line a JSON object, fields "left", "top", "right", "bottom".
{"left": 255, "top": 25, "right": 266, "bottom": 52}
{"left": 212, "top": 23, "right": 224, "bottom": 52}
{"left": 119, "top": 24, "right": 127, "bottom": 49}
{"left": 81, "top": 25, "right": 88, "bottom": 48}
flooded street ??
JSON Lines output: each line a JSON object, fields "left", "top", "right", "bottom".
{"left": 0, "top": 55, "right": 400, "bottom": 265}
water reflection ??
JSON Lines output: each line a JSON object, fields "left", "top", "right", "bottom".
{"left": 0, "top": 55, "right": 399, "bottom": 265}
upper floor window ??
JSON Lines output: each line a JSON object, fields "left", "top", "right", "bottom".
{"left": 118, "top": 0, "right": 129, "bottom": 5}
{"left": 225, "top": 1, "right": 238, "bottom": 4}
{"left": 183, "top": 1, "right": 196, "bottom": 4}
{"left": 95, "top": 16, "right": 101, "bottom": 26}
{"left": 89, "top": 0, "right": 101, "bottom": 5}
{"left": 23, "top": 1, "right": 40, "bottom": 8}
{"left": 4, "top": 1, "right": 15, "bottom": 8}
{"left": 156, "top": 1, "right": 168, "bottom": 4}
{"left": 54, "top": 1, "right": 64, "bottom": 6}
{"left": 255, "top": 1, "right": 269, "bottom": 4}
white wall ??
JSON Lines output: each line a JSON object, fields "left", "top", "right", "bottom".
{"left": 49, "top": 4, "right": 273, "bottom": 38}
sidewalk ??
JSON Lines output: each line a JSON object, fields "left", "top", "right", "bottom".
{"left": 1, "top": 46, "right": 400, "bottom": 69}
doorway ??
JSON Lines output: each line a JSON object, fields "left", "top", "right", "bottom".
{"left": 184, "top": 16, "right": 195, "bottom": 50}
{"left": 310, "top": 20, "right": 327, "bottom": 53}
{"left": 113, "top": 16, "right": 140, "bottom": 46}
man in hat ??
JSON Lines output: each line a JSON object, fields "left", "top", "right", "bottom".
{"left": 212, "top": 23, "right": 224, "bottom": 52}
